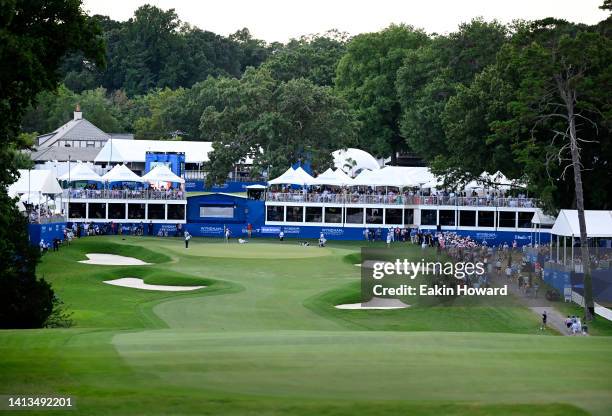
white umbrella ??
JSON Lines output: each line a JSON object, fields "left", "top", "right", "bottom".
{"left": 141, "top": 165, "right": 185, "bottom": 184}
{"left": 102, "top": 165, "right": 145, "bottom": 183}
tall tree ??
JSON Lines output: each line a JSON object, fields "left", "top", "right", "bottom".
{"left": 0, "top": 0, "right": 105, "bottom": 328}
{"left": 499, "top": 21, "right": 611, "bottom": 319}
{"left": 200, "top": 68, "right": 358, "bottom": 184}
{"left": 335, "top": 24, "right": 429, "bottom": 162}
{"left": 262, "top": 31, "right": 348, "bottom": 86}
{"left": 396, "top": 19, "right": 508, "bottom": 161}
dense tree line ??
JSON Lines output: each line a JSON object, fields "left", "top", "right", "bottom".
{"left": 3, "top": 0, "right": 610, "bottom": 327}
{"left": 20, "top": 3, "right": 611, "bottom": 210}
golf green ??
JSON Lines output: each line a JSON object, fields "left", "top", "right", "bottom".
{"left": 1, "top": 236, "right": 611, "bottom": 416}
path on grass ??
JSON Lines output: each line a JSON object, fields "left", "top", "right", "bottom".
{"left": 489, "top": 271, "right": 568, "bottom": 335}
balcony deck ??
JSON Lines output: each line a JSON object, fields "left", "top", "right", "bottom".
{"left": 265, "top": 192, "right": 538, "bottom": 208}
{"left": 64, "top": 189, "right": 186, "bottom": 201}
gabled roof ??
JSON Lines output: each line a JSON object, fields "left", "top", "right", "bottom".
{"left": 37, "top": 118, "right": 111, "bottom": 147}
{"left": 551, "top": 210, "right": 612, "bottom": 238}
{"left": 102, "top": 164, "right": 144, "bottom": 183}
{"left": 268, "top": 167, "right": 314, "bottom": 186}
{"left": 30, "top": 146, "right": 101, "bottom": 162}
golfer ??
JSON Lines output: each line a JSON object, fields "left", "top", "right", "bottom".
{"left": 541, "top": 311, "right": 547, "bottom": 331}
{"left": 184, "top": 231, "right": 191, "bottom": 248}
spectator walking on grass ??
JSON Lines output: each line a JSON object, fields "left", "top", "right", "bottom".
{"left": 540, "top": 311, "right": 547, "bottom": 331}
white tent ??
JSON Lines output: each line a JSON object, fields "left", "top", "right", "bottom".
{"left": 58, "top": 163, "right": 102, "bottom": 182}
{"left": 268, "top": 167, "right": 313, "bottom": 186}
{"left": 351, "top": 169, "right": 378, "bottom": 186}
{"left": 7, "top": 169, "right": 62, "bottom": 196}
{"left": 309, "top": 168, "right": 353, "bottom": 186}
{"left": 309, "top": 168, "right": 338, "bottom": 186}
{"left": 352, "top": 166, "right": 435, "bottom": 188}
{"left": 141, "top": 165, "right": 185, "bottom": 184}
{"left": 551, "top": 210, "right": 612, "bottom": 238}
{"left": 333, "top": 168, "right": 354, "bottom": 185}
{"left": 532, "top": 211, "right": 556, "bottom": 226}
{"left": 20, "top": 192, "right": 47, "bottom": 205}
{"left": 102, "top": 164, "right": 145, "bottom": 183}
{"left": 332, "top": 148, "right": 380, "bottom": 176}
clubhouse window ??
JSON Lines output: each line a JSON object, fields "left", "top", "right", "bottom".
{"left": 167, "top": 204, "right": 185, "bottom": 220}
{"left": 459, "top": 210, "right": 476, "bottom": 227}
{"left": 267, "top": 205, "right": 284, "bottom": 222}
{"left": 385, "top": 208, "right": 403, "bottom": 225}
{"left": 305, "top": 207, "right": 323, "bottom": 223}
{"left": 439, "top": 210, "right": 455, "bottom": 226}
{"left": 421, "top": 209, "right": 437, "bottom": 226}
{"left": 88, "top": 203, "right": 106, "bottom": 219}
{"left": 128, "top": 204, "right": 146, "bottom": 220}
{"left": 345, "top": 207, "right": 364, "bottom": 224}
{"left": 286, "top": 206, "right": 304, "bottom": 222}
{"left": 108, "top": 203, "right": 126, "bottom": 220}
{"left": 498, "top": 211, "right": 516, "bottom": 228}
{"left": 147, "top": 204, "right": 165, "bottom": 220}
{"left": 404, "top": 209, "right": 414, "bottom": 225}
{"left": 518, "top": 212, "right": 533, "bottom": 228}
{"left": 324, "top": 207, "right": 342, "bottom": 223}
{"left": 478, "top": 211, "right": 495, "bottom": 227}
{"left": 366, "top": 208, "right": 383, "bottom": 224}
{"left": 69, "top": 203, "right": 86, "bottom": 219}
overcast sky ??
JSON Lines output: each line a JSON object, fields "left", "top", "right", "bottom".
{"left": 83, "top": 0, "right": 608, "bottom": 43}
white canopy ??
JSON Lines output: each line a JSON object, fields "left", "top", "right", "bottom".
{"left": 58, "top": 163, "right": 102, "bottom": 182}
{"left": 102, "top": 164, "right": 145, "bottom": 183}
{"left": 333, "top": 168, "right": 354, "bottom": 185}
{"left": 7, "top": 170, "right": 62, "bottom": 196}
{"left": 551, "top": 210, "right": 612, "bottom": 238}
{"left": 141, "top": 165, "right": 185, "bottom": 184}
{"left": 531, "top": 210, "right": 556, "bottom": 226}
{"left": 351, "top": 166, "right": 436, "bottom": 188}
{"left": 246, "top": 184, "right": 267, "bottom": 189}
{"left": 20, "top": 192, "right": 47, "bottom": 205}
{"left": 309, "top": 168, "right": 353, "bottom": 186}
{"left": 268, "top": 167, "right": 313, "bottom": 186}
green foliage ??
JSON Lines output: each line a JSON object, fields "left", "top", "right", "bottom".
{"left": 201, "top": 68, "right": 358, "bottom": 184}
{"left": 0, "top": 0, "right": 105, "bottom": 328}
{"left": 336, "top": 24, "right": 430, "bottom": 160}
{"left": 262, "top": 31, "right": 348, "bottom": 86}
{"left": 60, "top": 6, "right": 272, "bottom": 96}
{"left": 22, "top": 85, "right": 124, "bottom": 133}
{"left": 396, "top": 19, "right": 508, "bottom": 161}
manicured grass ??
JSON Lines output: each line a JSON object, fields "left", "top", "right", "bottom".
{"left": 1, "top": 236, "right": 611, "bottom": 415}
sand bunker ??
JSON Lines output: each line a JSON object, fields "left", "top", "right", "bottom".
{"left": 103, "top": 278, "right": 205, "bottom": 292}
{"left": 335, "top": 297, "right": 410, "bottom": 310}
{"left": 79, "top": 253, "right": 151, "bottom": 266}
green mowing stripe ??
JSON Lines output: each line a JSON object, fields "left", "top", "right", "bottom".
{"left": 7, "top": 236, "right": 609, "bottom": 415}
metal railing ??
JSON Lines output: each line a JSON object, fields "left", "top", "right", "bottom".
{"left": 28, "top": 213, "right": 66, "bottom": 224}
{"left": 64, "top": 189, "right": 186, "bottom": 200}
{"left": 183, "top": 170, "right": 265, "bottom": 183}
{"left": 265, "top": 193, "right": 539, "bottom": 208}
